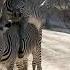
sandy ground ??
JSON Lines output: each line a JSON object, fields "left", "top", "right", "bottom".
{"left": 41, "top": 29, "right": 70, "bottom": 70}
{"left": 1, "top": 29, "right": 70, "bottom": 70}
{"left": 27, "top": 29, "right": 70, "bottom": 70}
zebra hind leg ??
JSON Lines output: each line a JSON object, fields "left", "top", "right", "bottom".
{"left": 36, "top": 45, "right": 42, "bottom": 70}
{"left": 32, "top": 46, "right": 42, "bottom": 70}
{"left": 16, "top": 58, "right": 28, "bottom": 70}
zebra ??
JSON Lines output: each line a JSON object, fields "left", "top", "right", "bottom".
{"left": 17, "top": 17, "right": 42, "bottom": 70}
{"left": 0, "top": 1, "right": 19, "bottom": 69}
{"left": 1, "top": 0, "right": 44, "bottom": 70}
{"left": 0, "top": 22, "right": 20, "bottom": 70}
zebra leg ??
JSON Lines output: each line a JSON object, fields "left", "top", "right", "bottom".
{"left": 36, "top": 45, "right": 42, "bottom": 70}
{"left": 7, "top": 62, "right": 14, "bottom": 70}
{"left": 36, "top": 30, "right": 42, "bottom": 70}
{"left": 32, "top": 45, "right": 42, "bottom": 70}
{"left": 22, "top": 58, "right": 28, "bottom": 70}
{"left": 16, "top": 58, "right": 28, "bottom": 70}
{"left": 32, "top": 47, "right": 37, "bottom": 70}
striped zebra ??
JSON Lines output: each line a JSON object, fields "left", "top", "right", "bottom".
{"left": 17, "top": 17, "right": 42, "bottom": 70}
{"left": 1, "top": 0, "right": 43, "bottom": 70}
{"left": 0, "top": 23, "right": 20, "bottom": 70}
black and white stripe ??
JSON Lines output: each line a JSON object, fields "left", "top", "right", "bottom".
{"left": 2, "top": 0, "right": 42, "bottom": 70}
{"left": 1, "top": 31, "right": 12, "bottom": 62}
{"left": 0, "top": 24, "right": 20, "bottom": 70}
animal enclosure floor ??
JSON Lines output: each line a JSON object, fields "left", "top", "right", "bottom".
{"left": 3, "top": 29, "right": 70, "bottom": 70}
